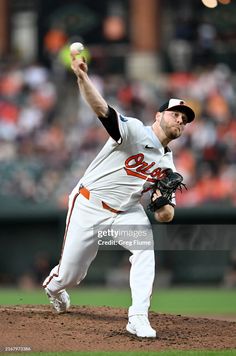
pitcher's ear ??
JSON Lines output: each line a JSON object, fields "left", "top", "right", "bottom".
{"left": 155, "top": 111, "right": 162, "bottom": 122}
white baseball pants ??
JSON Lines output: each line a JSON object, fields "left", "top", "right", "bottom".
{"left": 43, "top": 187, "right": 155, "bottom": 317}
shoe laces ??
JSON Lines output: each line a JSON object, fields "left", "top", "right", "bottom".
{"left": 49, "top": 295, "right": 62, "bottom": 306}
{"left": 47, "top": 290, "right": 64, "bottom": 304}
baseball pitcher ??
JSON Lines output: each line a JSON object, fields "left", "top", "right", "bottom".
{"left": 43, "top": 52, "right": 195, "bottom": 338}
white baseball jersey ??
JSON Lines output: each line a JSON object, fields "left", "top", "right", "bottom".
{"left": 44, "top": 107, "right": 169, "bottom": 320}
{"left": 74, "top": 107, "right": 176, "bottom": 211}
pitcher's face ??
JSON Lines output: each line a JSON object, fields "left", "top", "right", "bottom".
{"left": 159, "top": 110, "right": 188, "bottom": 140}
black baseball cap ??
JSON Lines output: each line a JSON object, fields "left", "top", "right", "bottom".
{"left": 159, "top": 98, "right": 195, "bottom": 123}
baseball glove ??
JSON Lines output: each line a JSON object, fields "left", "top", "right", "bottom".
{"left": 148, "top": 168, "right": 186, "bottom": 212}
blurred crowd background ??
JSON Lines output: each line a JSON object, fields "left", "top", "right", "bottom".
{"left": 1, "top": 0, "right": 236, "bottom": 288}
{"left": 1, "top": 0, "right": 236, "bottom": 208}
{"left": 1, "top": 60, "right": 236, "bottom": 208}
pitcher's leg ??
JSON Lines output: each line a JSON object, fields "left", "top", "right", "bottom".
{"left": 114, "top": 204, "right": 155, "bottom": 316}
{"left": 43, "top": 230, "right": 98, "bottom": 294}
{"left": 128, "top": 248, "right": 155, "bottom": 316}
{"left": 43, "top": 194, "right": 100, "bottom": 294}
{"left": 114, "top": 204, "right": 156, "bottom": 337}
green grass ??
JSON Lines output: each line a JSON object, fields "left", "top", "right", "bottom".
{"left": 0, "top": 287, "right": 236, "bottom": 315}
{"left": 152, "top": 288, "right": 236, "bottom": 314}
{"left": 1, "top": 351, "right": 236, "bottom": 356}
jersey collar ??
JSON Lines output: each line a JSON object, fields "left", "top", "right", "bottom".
{"left": 146, "top": 126, "right": 171, "bottom": 153}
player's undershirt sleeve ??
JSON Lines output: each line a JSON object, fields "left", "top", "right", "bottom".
{"left": 98, "top": 106, "right": 122, "bottom": 143}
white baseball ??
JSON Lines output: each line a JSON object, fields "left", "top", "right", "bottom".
{"left": 69, "top": 42, "right": 84, "bottom": 54}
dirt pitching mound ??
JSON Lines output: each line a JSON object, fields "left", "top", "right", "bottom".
{"left": 1, "top": 305, "right": 236, "bottom": 352}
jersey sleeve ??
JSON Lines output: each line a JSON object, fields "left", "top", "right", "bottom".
{"left": 98, "top": 105, "right": 140, "bottom": 145}
{"left": 98, "top": 106, "right": 122, "bottom": 143}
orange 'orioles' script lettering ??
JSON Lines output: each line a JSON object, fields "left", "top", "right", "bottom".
{"left": 124, "top": 153, "right": 166, "bottom": 182}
